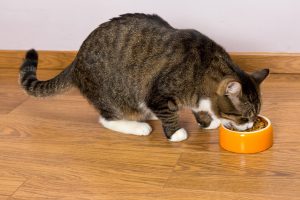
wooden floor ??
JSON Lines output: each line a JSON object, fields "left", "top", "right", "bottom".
{"left": 1, "top": 68, "right": 300, "bottom": 200}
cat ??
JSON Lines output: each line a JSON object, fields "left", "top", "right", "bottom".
{"left": 19, "top": 13, "right": 269, "bottom": 142}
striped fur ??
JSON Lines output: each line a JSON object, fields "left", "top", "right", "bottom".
{"left": 19, "top": 49, "right": 73, "bottom": 97}
{"left": 19, "top": 14, "right": 269, "bottom": 140}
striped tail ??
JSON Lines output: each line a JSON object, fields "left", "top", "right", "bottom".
{"left": 19, "top": 49, "right": 74, "bottom": 97}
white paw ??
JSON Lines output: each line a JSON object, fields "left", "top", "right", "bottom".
{"left": 99, "top": 117, "right": 152, "bottom": 136}
{"left": 133, "top": 122, "right": 152, "bottom": 135}
{"left": 169, "top": 128, "right": 188, "bottom": 142}
{"left": 204, "top": 118, "right": 221, "bottom": 129}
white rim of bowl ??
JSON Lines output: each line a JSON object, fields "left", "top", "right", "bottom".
{"left": 221, "top": 115, "right": 271, "bottom": 134}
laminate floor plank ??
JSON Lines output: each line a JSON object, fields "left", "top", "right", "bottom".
{"left": 0, "top": 69, "right": 299, "bottom": 199}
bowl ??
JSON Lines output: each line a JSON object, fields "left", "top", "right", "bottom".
{"left": 219, "top": 115, "right": 273, "bottom": 153}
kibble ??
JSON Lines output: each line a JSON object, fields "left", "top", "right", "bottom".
{"left": 231, "top": 117, "right": 267, "bottom": 132}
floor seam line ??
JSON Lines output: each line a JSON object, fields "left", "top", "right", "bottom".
{"left": 5, "top": 97, "right": 29, "bottom": 115}
{"left": 8, "top": 177, "right": 31, "bottom": 198}
{"left": 162, "top": 152, "right": 183, "bottom": 189}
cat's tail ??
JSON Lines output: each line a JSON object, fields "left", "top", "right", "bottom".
{"left": 19, "top": 49, "right": 74, "bottom": 97}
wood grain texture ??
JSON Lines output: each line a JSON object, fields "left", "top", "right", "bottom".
{"left": 1, "top": 68, "right": 300, "bottom": 199}
{"left": 0, "top": 196, "right": 9, "bottom": 200}
{"left": 231, "top": 52, "right": 300, "bottom": 74}
{"left": 0, "top": 50, "right": 77, "bottom": 70}
{"left": 0, "top": 177, "right": 25, "bottom": 196}
{"left": 1, "top": 50, "right": 300, "bottom": 73}
{"left": 165, "top": 151, "right": 300, "bottom": 197}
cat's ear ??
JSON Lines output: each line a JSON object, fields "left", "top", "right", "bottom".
{"left": 225, "top": 81, "right": 241, "bottom": 96}
{"left": 217, "top": 78, "right": 241, "bottom": 96}
{"left": 251, "top": 69, "right": 269, "bottom": 84}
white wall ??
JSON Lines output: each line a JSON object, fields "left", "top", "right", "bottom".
{"left": 0, "top": 0, "right": 299, "bottom": 52}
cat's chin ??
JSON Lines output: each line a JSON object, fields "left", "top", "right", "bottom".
{"left": 220, "top": 118, "right": 254, "bottom": 131}
{"left": 203, "top": 118, "right": 221, "bottom": 129}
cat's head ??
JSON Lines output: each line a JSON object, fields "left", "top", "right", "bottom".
{"left": 215, "top": 68, "right": 269, "bottom": 131}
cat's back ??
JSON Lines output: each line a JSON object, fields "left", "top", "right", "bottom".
{"left": 80, "top": 13, "right": 174, "bottom": 50}
{"left": 75, "top": 13, "right": 179, "bottom": 80}
{"left": 71, "top": 14, "right": 225, "bottom": 107}
{"left": 73, "top": 14, "right": 195, "bottom": 103}
{"left": 106, "top": 13, "right": 173, "bottom": 29}
{"left": 75, "top": 14, "right": 179, "bottom": 70}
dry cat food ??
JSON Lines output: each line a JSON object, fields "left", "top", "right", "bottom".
{"left": 231, "top": 117, "right": 267, "bottom": 132}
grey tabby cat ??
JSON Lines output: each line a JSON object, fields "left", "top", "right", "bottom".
{"left": 20, "top": 13, "right": 269, "bottom": 142}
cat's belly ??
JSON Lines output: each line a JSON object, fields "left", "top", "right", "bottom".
{"left": 138, "top": 102, "right": 158, "bottom": 121}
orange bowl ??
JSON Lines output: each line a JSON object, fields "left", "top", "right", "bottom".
{"left": 219, "top": 115, "right": 273, "bottom": 153}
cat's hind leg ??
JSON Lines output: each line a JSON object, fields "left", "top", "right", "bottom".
{"left": 99, "top": 116, "right": 152, "bottom": 136}
{"left": 91, "top": 96, "right": 152, "bottom": 136}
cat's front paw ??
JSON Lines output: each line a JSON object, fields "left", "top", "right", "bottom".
{"left": 169, "top": 128, "right": 188, "bottom": 142}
